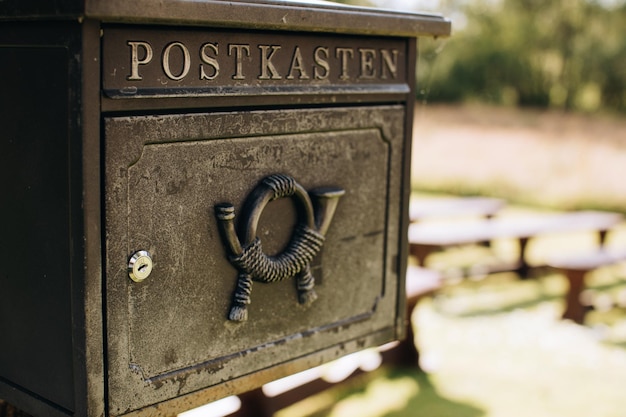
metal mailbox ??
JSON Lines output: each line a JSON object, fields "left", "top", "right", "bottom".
{"left": 0, "top": 2, "right": 450, "bottom": 416}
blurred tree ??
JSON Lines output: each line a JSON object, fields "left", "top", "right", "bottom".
{"left": 414, "top": 0, "right": 626, "bottom": 112}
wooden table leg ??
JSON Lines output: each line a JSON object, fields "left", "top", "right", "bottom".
{"left": 561, "top": 268, "right": 588, "bottom": 324}
{"left": 517, "top": 237, "right": 531, "bottom": 278}
{"left": 598, "top": 229, "right": 608, "bottom": 247}
{"left": 409, "top": 244, "right": 438, "bottom": 267}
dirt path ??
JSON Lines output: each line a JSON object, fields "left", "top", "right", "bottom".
{"left": 411, "top": 104, "right": 626, "bottom": 211}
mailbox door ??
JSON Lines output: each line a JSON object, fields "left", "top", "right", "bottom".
{"left": 104, "top": 105, "right": 406, "bottom": 415}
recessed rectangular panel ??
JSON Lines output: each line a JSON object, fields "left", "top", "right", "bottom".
{"left": 105, "top": 106, "right": 405, "bottom": 414}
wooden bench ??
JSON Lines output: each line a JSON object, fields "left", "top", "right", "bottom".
{"left": 408, "top": 210, "right": 623, "bottom": 277}
{"left": 547, "top": 249, "right": 626, "bottom": 324}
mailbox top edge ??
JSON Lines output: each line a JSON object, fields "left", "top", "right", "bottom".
{"left": 1, "top": 0, "right": 451, "bottom": 38}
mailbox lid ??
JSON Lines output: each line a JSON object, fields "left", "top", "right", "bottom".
{"left": 89, "top": 0, "right": 451, "bottom": 38}
{"left": 0, "top": 0, "right": 450, "bottom": 39}
{"left": 104, "top": 105, "right": 407, "bottom": 415}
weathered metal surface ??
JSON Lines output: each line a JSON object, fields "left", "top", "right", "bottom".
{"left": 88, "top": 0, "right": 451, "bottom": 37}
{"left": 215, "top": 174, "right": 345, "bottom": 322}
{"left": 104, "top": 106, "right": 405, "bottom": 414}
{"left": 0, "top": 0, "right": 451, "bottom": 39}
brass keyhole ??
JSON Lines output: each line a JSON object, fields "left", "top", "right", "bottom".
{"left": 128, "top": 250, "right": 153, "bottom": 282}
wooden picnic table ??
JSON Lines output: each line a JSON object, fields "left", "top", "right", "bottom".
{"left": 410, "top": 196, "right": 505, "bottom": 221}
{"left": 547, "top": 248, "right": 626, "bottom": 324}
{"left": 408, "top": 210, "right": 624, "bottom": 276}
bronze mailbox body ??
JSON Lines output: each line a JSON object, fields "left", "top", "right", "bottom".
{"left": 0, "top": 2, "right": 450, "bottom": 416}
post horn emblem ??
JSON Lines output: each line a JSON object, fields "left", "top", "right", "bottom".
{"left": 215, "top": 174, "right": 345, "bottom": 322}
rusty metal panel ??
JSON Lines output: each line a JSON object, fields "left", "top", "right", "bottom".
{"left": 104, "top": 106, "right": 406, "bottom": 415}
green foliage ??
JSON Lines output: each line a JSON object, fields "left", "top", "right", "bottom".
{"left": 418, "top": 0, "right": 626, "bottom": 112}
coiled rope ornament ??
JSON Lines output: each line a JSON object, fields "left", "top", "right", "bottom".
{"left": 215, "top": 174, "right": 344, "bottom": 322}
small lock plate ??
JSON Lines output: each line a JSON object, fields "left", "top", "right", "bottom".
{"left": 128, "top": 250, "right": 153, "bottom": 282}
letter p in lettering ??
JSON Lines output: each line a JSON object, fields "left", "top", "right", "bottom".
{"left": 127, "top": 41, "right": 153, "bottom": 81}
